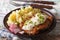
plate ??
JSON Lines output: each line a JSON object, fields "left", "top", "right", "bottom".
{"left": 3, "top": 5, "right": 56, "bottom": 38}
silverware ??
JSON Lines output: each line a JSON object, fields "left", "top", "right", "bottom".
{"left": 10, "top": 1, "right": 55, "bottom": 9}
{"left": 23, "top": 1, "right": 55, "bottom": 5}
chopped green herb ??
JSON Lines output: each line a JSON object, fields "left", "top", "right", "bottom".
{"left": 21, "top": 17, "right": 24, "bottom": 20}
{"left": 29, "top": 21, "right": 33, "bottom": 24}
{"left": 25, "top": 23, "right": 27, "bottom": 25}
{"left": 34, "top": 22, "right": 36, "bottom": 25}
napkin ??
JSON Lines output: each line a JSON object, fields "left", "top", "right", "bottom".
{"left": 0, "top": 28, "right": 17, "bottom": 40}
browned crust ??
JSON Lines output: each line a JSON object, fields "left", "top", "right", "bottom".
{"left": 19, "top": 14, "right": 53, "bottom": 35}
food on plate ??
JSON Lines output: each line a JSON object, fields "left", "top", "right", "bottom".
{"left": 7, "top": 6, "right": 53, "bottom": 35}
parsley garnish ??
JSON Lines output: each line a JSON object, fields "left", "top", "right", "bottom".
{"left": 29, "top": 21, "right": 33, "bottom": 24}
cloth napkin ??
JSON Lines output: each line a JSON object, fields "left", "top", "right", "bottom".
{"left": 0, "top": 27, "right": 19, "bottom": 40}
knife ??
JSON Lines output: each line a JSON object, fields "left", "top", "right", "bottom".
{"left": 10, "top": 1, "right": 55, "bottom": 9}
